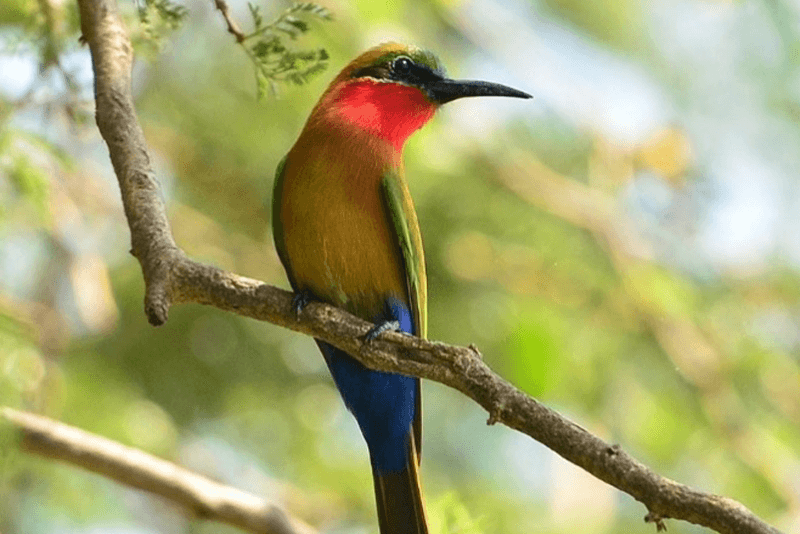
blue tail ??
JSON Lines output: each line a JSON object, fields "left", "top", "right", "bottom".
{"left": 317, "top": 297, "right": 417, "bottom": 473}
{"left": 317, "top": 297, "right": 427, "bottom": 533}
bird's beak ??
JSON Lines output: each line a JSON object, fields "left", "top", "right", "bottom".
{"left": 426, "top": 79, "right": 532, "bottom": 104}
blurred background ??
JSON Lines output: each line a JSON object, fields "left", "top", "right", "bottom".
{"left": 1, "top": 0, "right": 799, "bottom": 532}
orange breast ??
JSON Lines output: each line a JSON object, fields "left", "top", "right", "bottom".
{"left": 278, "top": 130, "right": 407, "bottom": 320}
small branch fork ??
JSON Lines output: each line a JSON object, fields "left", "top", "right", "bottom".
{"left": 59, "top": 0, "right": 787, "bottom": 533}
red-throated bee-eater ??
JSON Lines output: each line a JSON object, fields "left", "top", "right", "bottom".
{"left": 273, "top": 43, "right": 530, "bottom": 534}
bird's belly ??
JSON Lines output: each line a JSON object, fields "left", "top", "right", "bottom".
{"left": 281, "top": 194, "right": 407, "bottom": 319}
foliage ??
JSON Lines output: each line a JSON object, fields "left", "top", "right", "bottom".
{"left": 243, "top": 2, "right": 332, "bottom": 98}
{"left": 132, "top": 1, "right": 331, "bottom": 95}
{"left": 135, "top": 0, "right": 188, "bottom": 55}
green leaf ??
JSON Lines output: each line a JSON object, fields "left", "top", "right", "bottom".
{"left": 248, "top": 2, "right": 263, "bottom": 31}
{"left": 238, "top": 2, "right": 332, "bottom": 97}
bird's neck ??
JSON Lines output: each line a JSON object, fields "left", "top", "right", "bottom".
{"left": 309, "top": 79, "right": 437, "bottom": 152}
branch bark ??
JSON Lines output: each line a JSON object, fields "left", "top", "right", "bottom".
{"left": 73, "top": 0, "right": 784, "bottom": 533}
{"left": 212, "top": 0, "right": 246, "bottom": 42}
{"left": 2, "top": 407, "right": 316, "bottom": 534}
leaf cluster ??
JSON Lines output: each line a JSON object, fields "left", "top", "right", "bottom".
{"left": 135, "top": 0, "right": 188, "bottom": 56}
{"left": 244, "top": 2, "right": 332, "bottom": 98}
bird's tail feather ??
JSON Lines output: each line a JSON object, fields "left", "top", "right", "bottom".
{"left": 372, "top": 436, "right": 428, "bottom": 534}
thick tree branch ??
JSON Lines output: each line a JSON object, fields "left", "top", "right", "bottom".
{"left": 2, "top": 407, "right": 316, "bottom": 534}
{"left": 77, "top": 0, "right": 180, "bottom": 327}
{"left": 74, "top": 0, "right": 784, "bottom": 533}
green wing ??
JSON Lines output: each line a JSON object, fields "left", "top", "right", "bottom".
{"left": 271, "top": 155, "right": 296, "bottom": 288}
{"left": 381, "top": 171, "right": 427, "bottom": 339}
{"left": 381, "top": 170, "right": 427, "bottom": 462}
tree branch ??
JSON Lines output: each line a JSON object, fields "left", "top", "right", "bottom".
{"left": 212, "top": 0, "right": 246, "bottom": 43}
{"left": 74, "top": 0, "right": 783, "bottom": 533}
{"left": 487, "top": 149, "right": 798, "bottom": 502}
{"left": 2, "top": 407, "right": 316, "bottom": 534}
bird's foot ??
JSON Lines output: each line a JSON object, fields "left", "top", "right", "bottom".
{"left": 291, "top": 290, "right": 314, "bottom": 317}
{"left": 364, "top": 320, "right": 401, "bottom": 343}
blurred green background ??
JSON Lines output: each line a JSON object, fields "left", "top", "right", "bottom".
{"left": 1, "top": 0, "right": 799, "bottom": 532}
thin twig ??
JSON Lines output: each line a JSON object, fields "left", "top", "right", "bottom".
{"left": 213, "top": 0, "right": 245, "bottom": 42}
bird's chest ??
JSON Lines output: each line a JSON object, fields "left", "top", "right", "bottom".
{"left": 279, "top": 169, "right": 406, "bottom": 318}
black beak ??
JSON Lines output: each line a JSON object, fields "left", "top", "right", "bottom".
{"left": 426, "top": 79, "right": 532, "bottom": 104}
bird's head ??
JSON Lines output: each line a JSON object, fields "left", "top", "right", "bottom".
{"left": 310, "top": 43, "right": 531, "bottom": 150}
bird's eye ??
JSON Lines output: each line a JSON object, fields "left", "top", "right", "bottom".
{"left": 393, "top": 56, "right": 413, "bottom": 74}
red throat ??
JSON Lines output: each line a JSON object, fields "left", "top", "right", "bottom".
{"left": 328, "top": 80, "right": 437, "bottom": 151}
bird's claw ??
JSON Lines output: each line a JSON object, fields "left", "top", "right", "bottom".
{"left": 364, "top": 320, "right": 401, "bottom": 343}
{"left": 291, "top": 290, "right": 313, "bottom": 317}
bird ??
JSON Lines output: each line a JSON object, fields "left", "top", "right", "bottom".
{"left": 272, "top": 42, "right": 530, "bottom": 534}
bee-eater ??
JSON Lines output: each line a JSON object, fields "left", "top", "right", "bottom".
{"left": 272, "top": 43, "right": 530, "bottom": 534}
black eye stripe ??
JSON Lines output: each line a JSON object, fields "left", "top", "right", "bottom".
{"left": 351, "top": 55, "right": 444, "bottom": 86}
